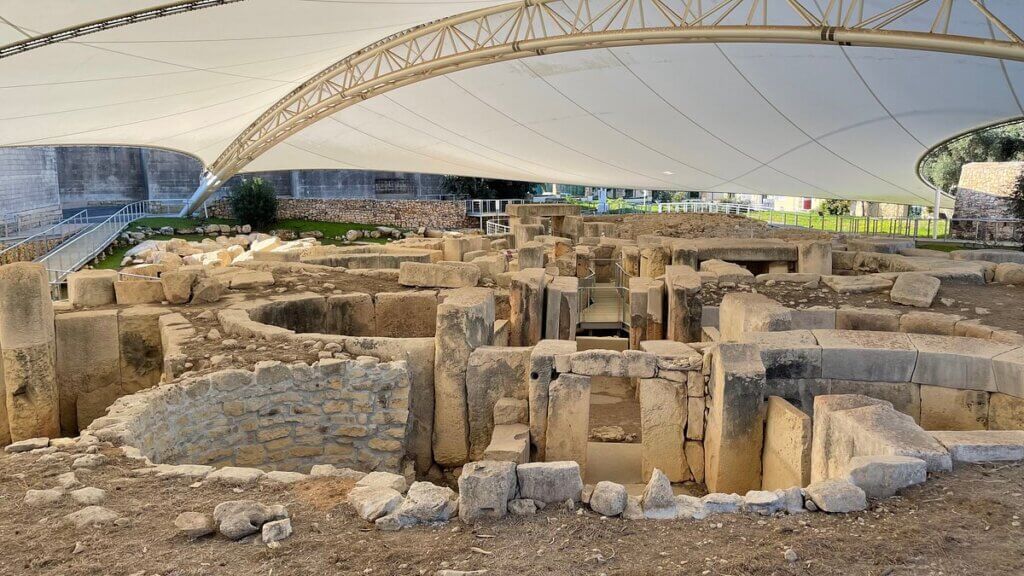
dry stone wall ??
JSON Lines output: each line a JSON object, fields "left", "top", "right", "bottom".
{"left": 89, "top": 359, "right": 412, "bottom": 474}
{"left": 208, "top": 198, "right": 473, "bottom": 230}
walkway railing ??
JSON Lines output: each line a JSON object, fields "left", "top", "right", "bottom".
{"left": 39, "top": 199, "right": 186, "bottom": 290}
{"left": 466, "top": 198, "right": 526, "bottom": 216}
{"left": 0, "top": 210, "right": 90, "bottom": 265}
{"left": 578, "top": 259, "right": 630, "bottom": 331}
{"left": 485, "top": 220, "right": 511, "bottom": 235}
{"left": 655, "top": 201, "right": 774, "bottom": 215}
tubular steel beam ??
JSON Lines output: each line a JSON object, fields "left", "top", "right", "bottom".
{"left": 177, "top": 0, "right": 1024, "bottom": 214}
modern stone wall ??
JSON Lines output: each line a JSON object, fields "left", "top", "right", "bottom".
{"left": 951, "top": 162, "right": 1024, "bottom": 241}
{"left": 89, "top": 359, "right": 411, "bottom": 473}
{"left": 0, "top": 148, "right": 61, "bottom": 231}
{"left": 208, "top": 198, "right": 472, "bottom": 229}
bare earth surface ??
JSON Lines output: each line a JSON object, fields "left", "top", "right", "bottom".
{"left": 1, "top": 448, "right": 1022, "bottom": 576}
{"left": 586, "top": 213, "right": 830, "bottom": 241}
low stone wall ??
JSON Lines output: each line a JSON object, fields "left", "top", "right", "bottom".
{"left": 951, "top": 162, "right": 1024, "bottom": 241}
{"left": 208, "top": 198, "right": 473, "bottom": 230}
{"left": 89, "top": 359, "right": 411, "bottom": 473}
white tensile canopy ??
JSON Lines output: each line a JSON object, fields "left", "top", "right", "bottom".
{"left": 3, "top": 0, "right": 1024, "bottom": 210}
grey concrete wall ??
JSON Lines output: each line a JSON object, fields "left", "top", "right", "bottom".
{"left": 57, "top": 146, "right": 147, "bottom": 206}
{"left": 140, "top": 149, "right": 203, "bottom": 200}
{"left": 0, "top": 147, "right": 61, "bottom": 216}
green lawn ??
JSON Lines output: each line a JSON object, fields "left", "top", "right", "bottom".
{"left": 747, "top": 211, "right": 949, "bottom": 238}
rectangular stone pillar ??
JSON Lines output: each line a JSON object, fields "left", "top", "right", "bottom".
{"left": 761, "top": 396, "right": 811, "bottom": 490}
{"left": 528, "top": 339, "right": 577, "bottom": 460}
{"left": 797, "top": 240, "right": 833, "bottom": 275}
{"left": 118, "top": 306, "right": 166, "bottom": 394}
{"left": 639, "top": 377, "right": 690, "bottom": 482}
{"left": 518, "top": 241, "right": 545, "bottom": 270}
{"left": 575, "top": 246, "right": 594, "bottom": 279}
{"left": 704, "top": 342, "right": 766, "bottom": 493}
{"left": 55, "top": 310, "right": 121, "bottom": 435}
{"left": 628, "top": 277, "right": 664, "bottom": 349}
{"left": 545, "top": 276, "right": 578, "bottom": 341}
{"left": 510, "top": 268, "right": 547, "bottom": 347}
{"left": 0, "top": 262, "right": 59, "bottom": 442}
{"left": 433, "top": 288, "right": 495, "bottom": 467}
{"left": 620, "top": 246, "right": 640, "bottom": 278}
{"left": 718, "top": 292, "right": 792, "bottom": 342}
{"left": 640, "top": 245, "right": 670, "bottom": 278}
{"left": 665, "top": 265, "right": 702, "bottom": 343}
{"left": 465, "top": 346, "right": 531, "bottom": 461}
{"left": 545, "top": 374, "right": 591, "bottom": 472}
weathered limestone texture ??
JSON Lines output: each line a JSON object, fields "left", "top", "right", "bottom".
{"left": 665, "top": 265, "right": 702, "bottom": 343}
{"left": 0, "top": 262, "right": 59, "bottom": 442}
{"left": 545, "top": 374, "right": 591, "bottom": 471}
{"left": 118, "top": 306, "right": 166, "bottom": 394}
{"left": 528, "top": 340, "right": 577, "bottom": 460}
{"left": 67, "top": 269, "right": 117, "bottom": 307}
{"left": 919, "top": 385, "right": 989, "bottom": 431}
{"left": 544, "top": 276, "right": 578, "bottom": 341}
{"left": 638, "top": 377, "right": 689, "bottom": 482}
{"left": 89, "top": 359, "right": 411, "bottom": 472}
{"left": 704, "top": 343, "right": 766, "bottom": 493}
{"left": 55, "top": 310, "right": 121, "bottom": 434}
{"left": 510, "top": 269, "right": 547, "bottom": 346}
{"left": 761, "top": 396, "right": 811, "bottom": 490}
{"left": 374, "top": 292, "right": 437, "bottom": 338}
{"left": 325, "top": 293, "right": 376, "bottom": 336}
{"left": 719, "top": 293, "right": 792, "bottom": 342}
{"left": 465, "top": 346, "right": 531, "bottom": 460}
{"left": 628, "top": 277, "right": 665, "bottom": 349}
{"left": 797, "top": 241, "right": 832, "bottom": 275}
{"left": 433, "top": 288, "right": 494, "bottom": 467}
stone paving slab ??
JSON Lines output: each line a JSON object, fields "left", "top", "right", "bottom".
{"left": 930, "top": 430, "right": 1024, "bottom": 462}
{"left": 813, "top": 330, "right": 917, "bottom": 382}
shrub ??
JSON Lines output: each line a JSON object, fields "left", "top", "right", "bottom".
{"left": 228, "top": 177, "right": 278, "bottom": 230}
{"left": 818, "top": 199, "right": 851, "bottom": 216}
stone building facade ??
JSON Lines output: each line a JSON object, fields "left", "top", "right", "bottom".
{"left": 0, "top": 148, "right": 62, "bottom": 233}
{"left": 951, "top": 161, "right": 1024, "bottom": 241}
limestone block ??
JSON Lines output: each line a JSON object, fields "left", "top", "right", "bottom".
{"left": 687, "top": 396, "right": 705, "bottom": 440}
{"left": 348, "top": 486, "right": 403, "bottom": 522}
{"left": 375, "top": 291, "right": 437, "bottom": 338}
{"left": 639, "top": 340, "right": 703, "bottom": 371}
{"left": 516, "top": 461, "right": 583, "bottom": 504}
{"left": 118, "top": 306, "right": 165, "bottom": 394}
{"left": 191, "top": 277, "right": 223, "bottom": 303}
{"left": 55, "top": 310, "right": 121, "bottom": 434}
{"left": 889, "top": 272, "right": 940, "bottom": 308}
{"left": 638, "top": 377, "right": 689, "bottom": 482}
{"left": 992, "top": 346, "right": 1024, "bottom": 398}
{"left": 803, "top": 479, "right": 866, "bottom": 513}
{"left": 989, "top": 392, "right": 1024, "bottom": 430}
{"left": 899, "top": 311, "right": 963, "bottom": 335}
{"left": 528, "top": 340, "right": 577, "bottom": 460}
{"left": 930, "top": 430, "right": 1024, "bottom": 462}
{"left": 510, "top": 268, "right": 547, "bottom": 347}
{"left": 399, "top": 261, "right": 480, "bottom": 288}
{"left": 465, "top": 346, "right": 531, "bottom": 460}
{"left": 544, "top": 374, "right": 591, "bottom": 470}
{"left": 843, "top": 455, "right": 927, "bottom": 498}
{"left": 494, "top": 397, "right": 528, "bottom": 425}
{"left": 356, "top": 471, "right": 408, "bottom": 493}
{"left": 589, "top": 481, "right": 628, "bottom": 516}
{"left": 739, "top": 330, "right": 821, "bottom": 380}
{"left": 160, "top": 269, "right": 197, "bottom": 304}
{"left": 114, "top": 280, "right": 165, "bottom": 304}
{"left": 993, "top": 262, "right": 1024, "bottom": 284}
{"left": 704, "top": 343, "right": 766, "bottom": 493}
{"left": 620, "top": 246, "right": 640, "bottom": 277}
{"left": 835, "top": 307, "right": 901, "bottom": 332}
{"left": 568, "top": 349, "right": 656, "bottom": 378}
{"left": 482, "top": 424, "right": 530, "bottom": 464}
{"left": 797, "top": 241, "right": 832, "bottom": 275}
{"left": 700, "top": 259, "right": 754, "bottom": 284}
{"left": 810, "top": 394, "right": 890, "bottom": 482}
{"left": 814, "top": 330, "right": 917, "bottom": 382}
{"left": 458, "top": 460, "right": 517, "bottom": 522}
{"left": 518, "top": 242, "right": 545, "bottom": 270}
{"left": 433, "top": 288, "right": 494, "bottom": 467}
{"left": 0, "top": 262, "right": 59, "bottom": 442}
{"left": 718, "top": 293, "right": 792, "bottom": 342}
{"left": 685, "top": 441, "right": 705, "bottom": 483}
{"left": 827, "top": 380, "right": 921, "bottom": 423}
{"left": 663, "top": 265, "right": 702, "bottom": 343}
{"left": 821, "top": 275, "right": 893, "bottom": 294}
{"left": 909, "top": 333, "right": 1013, "bottom": 392}
{"left": 640, "top": 245, "right": 670, "bottom": 279}
{"left": 325, "top": 293, "right": 375, "bottom": 336}
{"left": 544, "top": 276, "right": 578, "bottom": 341}
{"left": 627, "top": 277, "right": 662, "bottom": 349}
{"left": 67, "top": 269, "right": 117, "bottom": 307}
{"left": 919, "top": 385, "right": 989, "bottom": 430}
{"left": 229, "top": 270, "right": 275, "bottom": 289}
{"left": 762, "top": 396, "right": 811, "bottom": 490}
{"left": 639, "top": 468, "right": 677, "bottom": 519}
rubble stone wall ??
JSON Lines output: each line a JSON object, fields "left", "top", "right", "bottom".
{"left": 208, "top": 198, "right": 473, "bottom": 230}
{"left": 89, "top": 359, "right": 411, "bottom": 473}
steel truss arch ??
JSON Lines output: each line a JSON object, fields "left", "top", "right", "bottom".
{"left": 182, "top": 0, "right": 1024, "bottom": 214}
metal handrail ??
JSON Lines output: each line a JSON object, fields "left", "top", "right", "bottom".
{"left": 0, "top": 209, "right": 90, "bottom": 263}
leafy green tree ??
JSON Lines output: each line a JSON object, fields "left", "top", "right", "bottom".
{"left": 818, "top": 199, "right": 851, "bottom": 216}
{"left": 440, "top": 176, "right": 535, "bottom": 199}
{"left": 922, "top": 122, "right": 1024, "bottom": 192}
{"left": 228, "top": 177, "right": 278, "bottom": 230}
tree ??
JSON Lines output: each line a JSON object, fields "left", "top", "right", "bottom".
{"left": 228, "top": 177, "right": 278, "bottom": 230}
{"left": 818, "top": 199, "right": 851, "bottom": 216}
{"left": 921, "top": 122, "right": 1024, "bottom": 192}
{"left": 440, "top": 176, "right": 535, "bottom": 199}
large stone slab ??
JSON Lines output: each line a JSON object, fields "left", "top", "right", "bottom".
{"left": 510, "top": 268, "right": 547, "bottom": 347}
{"left": 919, "top": 385, "right": 988, "bottom": 430}
{"left": 835, "top": 307, "right": 901, "bottom": 332}
{"left": 704, "top": 343, "right": 766, "bottom": 493}
{"left": 544, "top": 374, "right": 591, "bottom": 470}
{"left": 739, "top": 330, "right": 821, "bottom": 380}
{"left": 325, "top": 293, "right": 376, "bottom": 337}
{"left": 517, "top": 461, "right": 583, "bottom": 504}
{"left": 762, "top": 396, "right": 811, "bottom": 490}
{"left": 482, "top": 424, "right": 530, "bottom": 464}
{"left": 989, "top": 392, "right": 1024, "bottom": 430}
{"left": 55, "top": 310, "right": 121, "bottom": 435}
{"left": 992, "top": 346, "right": 1024, "bottom": 398}
{"left": 465, "top": 346, "right": 531, "bottom": 460}
{"left": 375, "top": 291, "right": 437, "bottom": 338}
{"left": 528, "top": 340, "right": 577, "bottom": 460}
{"left": 117, "top": 306, "right": 165, "bottom": 395}
{"left": 458, "top": 460, "right": 517, "bottom": 522}
{"left": 399, "top": 261, "right": 480, "bottom": 288}
{"left": 822, "top": 275, "right": 894, "bottom": 294}
{"left": 67, "top": 269, "right": 117, "bottom": 307}
{"left": 889, "top": 272, "right": 940, "bottom": 308}
{"left": 719, "top": 293, "right": 792, "bottom": 342}
{"left": 638, "top": 377, "right": 689, "bottom": 482}
{"left": 665, "top": 265, "right": 702, "bottom": 343}
{"left": 544, "top": 276, "right": 578, "bottom": 341}
{"left": 797, "top": 241, "right": 832, "bottom": 275}
{"left": 433, "top": 288, "right": 495, "bottom": 466}
{"left": 843, "top": 455, "right": 927, "bottom": 499}
{"left": 814, "top": 330, "right": 917, "bottom": 382}
{"left": 900, "top": 312, "right": 963, "bottom": 335}
{"left": 908, "top": 334, "right": 1014, "bottom": 392}
{"left": 930, "top": 430, "right": 1024, "bottom": 462}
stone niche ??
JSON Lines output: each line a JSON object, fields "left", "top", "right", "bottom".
{"left": 88, "top": 358, "right": 412, "bottom": 474}
{"left": 239, "top": 291, "right": 438, "bottom": 338}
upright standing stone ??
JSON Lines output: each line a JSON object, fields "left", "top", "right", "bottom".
{"left": 433, "top": 288, "right": 495, "bottom": 467}
{"left": 465, "top": 346, "right": 531, "bottom": 461}
{"left": 0, "top": 263, "right": 59, "bottom": 442}
{"left": 718, "top": 292, "right": 792, "bottom": 342}
{"left": 510, "top": 269, "right": 547, "bottom": 347}
{"left": 704, "top": 343, "right": 766, "bottom": 493}
{"left": 544, "top": 276, "right": 578, "bottom": 341}
{"left": 627, "top": 277, "right": 664, "bottom": 349}
{"left": 528, "top": 340, "right": 577, "bottom": 460}
{"left": 665, "top": 265, "right": 702, "bottom": 343}
{"left": 118, "top": 307, "right": 165, "bottom": 394}
{"left": 640, "top": 245, "right": 670, "bottom": 279}
{"left": 55, "top": 310, "right": 121, "bottom": 435}
{"left": 797, "top": 241, "right": 832, "bottom": 275}
{"left": 638, "top": 377, "right": 689, "bottom": 482}
{"left": 518, "top": 242, "right": 545, "bottom": 270}
{"left": 545, "top": 374, "right": 591, "bottom": 471}
{"left": 761, "top": 396, "right": 811, "bottom": 490}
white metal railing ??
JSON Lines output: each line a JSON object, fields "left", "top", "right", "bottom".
{"left": 655, "top": 201, "right": 774, "bottom": 215}
{"left": 578, "top": 259, "right": 631, "bottom": 330}
{"left": 466, "top": 198, "right": 527, "bottom": 216}
{"left": 0, "top": 210, "right": 90, "bottom": 264}
{"left": 0, "top": 206, "right": 64, "bottom": 238}
{"left": 486, "top": 219, "right": 511, "bottom": 235}
{"left": 38, "top": 199, "right": 187, "bottom": 289}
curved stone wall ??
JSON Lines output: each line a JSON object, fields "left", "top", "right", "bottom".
{"left": 88, "top": 359, "right": 412, "bottom": 473}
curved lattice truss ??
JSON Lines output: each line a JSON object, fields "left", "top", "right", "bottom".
{"left": 160, "top": 0, "right": 1021, "bottom": 214}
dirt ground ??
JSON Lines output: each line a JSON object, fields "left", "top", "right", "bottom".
{"left": 1, "top": 448, "right": 1022, "bottom": 576}
{"left": 702, "top": 280, "right": 1024, "bottom": 334}
{"left": 587, "top": 213, "right": 830, "bottom": 241}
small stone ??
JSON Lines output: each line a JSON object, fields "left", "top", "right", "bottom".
{"left": 784, "top": 548, "right": 798, "bottom": 562}
{"left": 213, "top": 501, "right": 289, "bottom": 540}
{"left": 508, "top": 499, "right": 537, "bottom": 516}
{"left": 65, "top": 506, "right": 120, "bottom": 529}
{"left": 175, "top": 511, "right": 215, "bottom": 539}
{"left": 262, "top": 518, "right": 293, "bottom": 544}
{"left": 803, "top": 479, "right": 867, "bottom": 513}
{"left": 70, "top": 487, "right": 107, "bottom": 506}
{"left": 25, "top": 489, "right": 63, "bottom": 507}
{"left": 4, "top": 437, "right": 49, "bottom": 453}
{"left": 72, "top": 454, "right": 107, "bottom": 469}
{"left": 589, "top": 481, "right": 628, "bottom": 517}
